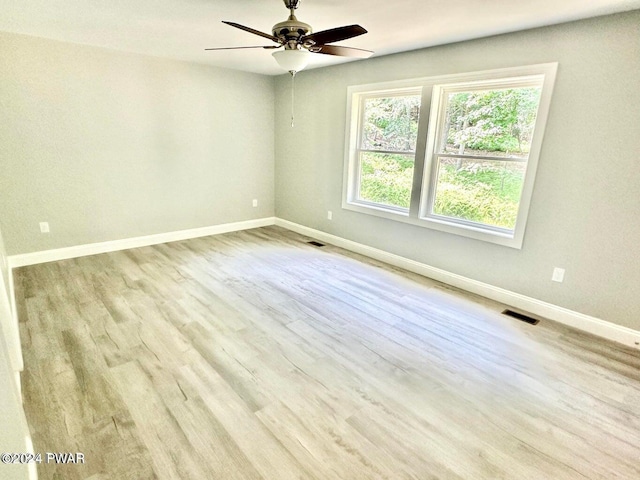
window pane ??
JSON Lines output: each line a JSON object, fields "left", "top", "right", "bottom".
{"left": 359, "top": 152, "right": 414, "bottom": 209}
{"left": 438, "top": 87, "right": 541, "bottom": 158}
{"left": 361, "top": 95, "right": 421, "bottom": 151}
{"left": 432, "top": 157, "right": 525, "bottom": 230}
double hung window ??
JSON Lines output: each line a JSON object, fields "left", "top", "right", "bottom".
{"left": 343, "top": 64, "right": 557, "bottom": 248}
{"left": 353, "top": 90, "right": 421, "bottom": 212}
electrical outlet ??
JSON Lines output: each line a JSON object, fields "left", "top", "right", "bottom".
{"left": 39, "top": 222, "right": 50, "bottom": 233}
{"left": 327, "top": 211, "right": 333, "bottom": 220}
{"left": 552, "top": 267, "right": 565, "bottom": 283}
{"left": 252, "top": 199, "right": 258, "bottom": 207}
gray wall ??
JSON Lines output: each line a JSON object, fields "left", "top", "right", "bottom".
{"left": 0, "top": 32, "right": 275, "bottom": 255}
{"left": 274, "top": 11, "right": 640, "bottom": 330}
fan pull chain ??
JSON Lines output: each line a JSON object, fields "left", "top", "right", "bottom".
{"left": 290, "top": 71, "right": 296, "bottom": 128}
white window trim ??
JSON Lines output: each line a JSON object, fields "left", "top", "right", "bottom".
{"left": 342, "top": 63, "right": 558, "bottom": 249}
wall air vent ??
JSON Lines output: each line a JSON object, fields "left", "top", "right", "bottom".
{"left": 502, "top": 309, "right": 540, "bottom": 325}
{"left": 307, "top": 241, "right": 325, "bottom": 247}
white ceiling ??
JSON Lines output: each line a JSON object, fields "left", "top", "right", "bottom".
{"left": 1, "top": 0, "right": 639, "bottom": 75}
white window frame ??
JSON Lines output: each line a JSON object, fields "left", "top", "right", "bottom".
{"left": 342, "top": 63, "right": 558, "bottom": 249}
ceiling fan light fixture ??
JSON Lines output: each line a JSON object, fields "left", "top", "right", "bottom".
{"left": 272, "top": 49, "right": 310, "bottom": 73}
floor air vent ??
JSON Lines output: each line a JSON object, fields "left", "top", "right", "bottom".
{"left": 502, "top": 309, "right": 540, "bottom": 325}
{"left": 307, "top": 241, "right": 325, "bottom": 247}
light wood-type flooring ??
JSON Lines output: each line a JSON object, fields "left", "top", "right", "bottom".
{"left": 14, "top": 226, "right": 640, "bottom": 479}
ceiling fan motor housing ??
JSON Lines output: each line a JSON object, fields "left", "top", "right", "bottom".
{"left": 272, "top": 16, "right": 313, "bottom": 48}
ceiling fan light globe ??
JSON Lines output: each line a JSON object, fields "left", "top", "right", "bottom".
{"left": 272, "top": 49, "right": 310, "bottom": 73}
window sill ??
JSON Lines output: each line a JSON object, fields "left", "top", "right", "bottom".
{"left": 342, "top": 200, "right": 524, "bottom": 249}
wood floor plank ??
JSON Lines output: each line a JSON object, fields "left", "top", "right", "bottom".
{"left": 110, "top": 360, "right": 210, "bottom": 480}
{"left": 15, "top": 225, "right": 640, "bottom": 480}
{"left": 139, "top": 355, "right": 264, "bottom": 480}
{"left": 180, "top": 358, "right": 319, "bottom": 480}
{"left": 256, "top": 399, "right": 399, "bottom": 480}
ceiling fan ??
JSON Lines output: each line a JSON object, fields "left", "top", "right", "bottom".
{"left": 205, "top": 0, "right": 373, "bottom": 74}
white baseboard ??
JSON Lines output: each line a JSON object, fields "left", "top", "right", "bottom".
{"left": 8, "top": 217, "right": 276, "bottom": 268}
{"left": 275, "top": 218, "right": 640, "bottom": 350}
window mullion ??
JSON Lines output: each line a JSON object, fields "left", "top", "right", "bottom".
{"left": 420, "top": 83, "right": 444, "bottom": 220}
{"left": 409, "top": 85, "right": 432, "bottom": 218}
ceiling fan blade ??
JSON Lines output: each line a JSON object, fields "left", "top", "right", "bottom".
{"left": 303, "top": 25, "right": 367, "bottom": 45}
{"left": 205, "top": 45, "right": 280, "bottom": 51}
{"left": 313, "top": 45, "right": 373, "bottom": 58}
{"left": 222, "top": 21, "right": 281, "bottom": 43}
